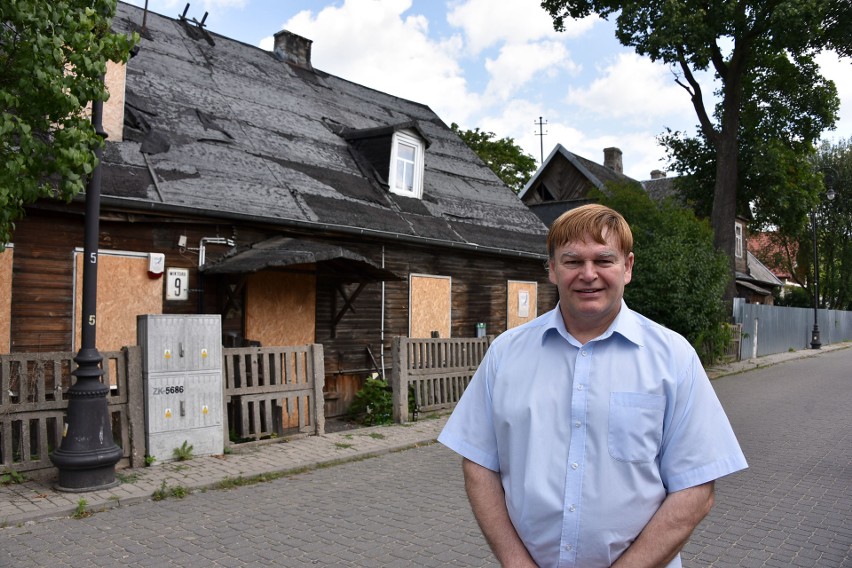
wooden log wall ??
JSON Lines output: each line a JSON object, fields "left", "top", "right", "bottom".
{"left": 8, "top": 207, "right": 557, "bottom": 417}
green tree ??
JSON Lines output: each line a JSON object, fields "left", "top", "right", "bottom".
{"left": 811, "top": 138, "right": 852, "bottom": 310}
{"left": 451, "top": 123, "right": 538, "bottom": 194}
{"left": 0, "top": 1, "right": 137, "bottom": 244}
{"left": 756, "top": 138, "right": 852, "bottom": 311}
{"left": 593, "top": 182, "right": 732, "bottom": 363}
{"left": 542, "top": 0, "right": 850, "bottom": 298}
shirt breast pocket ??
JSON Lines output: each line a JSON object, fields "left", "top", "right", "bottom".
{"left": 608, "top": 392, "right": 666, "bottom": 463}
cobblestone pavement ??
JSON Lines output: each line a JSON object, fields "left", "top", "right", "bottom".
{"left": 1, "top": 345, "right": 850, "bottom": 567}
{"left": 682, "top": 347, "right": 852, "bottom": 567}
{"left": 2, "top": 443, "right": 492, "bottom": 568}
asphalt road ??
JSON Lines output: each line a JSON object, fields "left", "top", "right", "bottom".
{"left": 2, "top": 348, "right": 850, "bottom": 567}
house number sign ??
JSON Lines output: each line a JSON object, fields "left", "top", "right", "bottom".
{"left": 166, "top": 268, "right": 189, "bottom": 300}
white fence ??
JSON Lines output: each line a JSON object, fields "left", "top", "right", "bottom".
{"left": 733, "top": 299, "right": 852, "bottom": 359}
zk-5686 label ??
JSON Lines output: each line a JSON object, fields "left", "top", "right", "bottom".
{"left": 152, "top": 385, "right": 185, "bottom": 395}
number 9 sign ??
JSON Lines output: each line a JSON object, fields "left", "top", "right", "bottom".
{"left": 166, "top": 268, "right": 190, "bottom": 300}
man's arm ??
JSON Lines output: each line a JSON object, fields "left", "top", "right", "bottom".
{"left": 612, "top": 481, "right": 715, "bottom": 568}
{"left": 462, "top": 458, "right": 538, "bottom": 567}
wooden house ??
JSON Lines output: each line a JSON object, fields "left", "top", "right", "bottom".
{"left": 0, "top": 3, "right": 556, "bottom": 417}
{"left": 519, "top": 143, "right": 781, "bottom": 303}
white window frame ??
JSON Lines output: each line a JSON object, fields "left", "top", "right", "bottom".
{"left": 389, "top": 129, "right": 425, "bottom": 199}
{"left": 735, "top": 223, "right": 743, "bottom": 259}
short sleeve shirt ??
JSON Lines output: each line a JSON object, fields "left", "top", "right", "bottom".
{"left": 438, "top": 302, "right": 748, "bottom": 567}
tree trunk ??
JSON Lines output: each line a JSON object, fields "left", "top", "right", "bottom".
{"left": 712, "top": 132, "right": 739, "bottom": 303}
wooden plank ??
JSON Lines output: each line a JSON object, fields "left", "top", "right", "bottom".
{"left": 240, "top": 398, "right": 251, "bottom": 438}
{"left": 227, "top": 382, "right": 313, "bottom": 396}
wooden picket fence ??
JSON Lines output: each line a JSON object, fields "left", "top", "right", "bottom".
{"left": 0, "top": 344, "right": 327, "bottom": 479}
{"left": 222, "top": 345, "right": 325, "bottom": 443}
{"left": 0, "top": 348, "right": 143, "bottom": 479}
{"left": 390, "top": 336, "right": 491, "bottom": 423}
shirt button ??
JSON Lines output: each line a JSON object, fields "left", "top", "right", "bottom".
{"left": 575, "top": 421, "right": 581, "bottom": 428}
{"left": 571, "top": 463, "right": 579, "bottom": 470}
{"left": 581, "top": 350, "right": 587, "bottom": 356}
{"left": 565, "top": 545, "right": 572, "bottom": 551}
{"left": 569, "top": 505, "right": 576, "bottom": 512}
{"left": 577, "top": 385, "right": 583, "bottom": 390}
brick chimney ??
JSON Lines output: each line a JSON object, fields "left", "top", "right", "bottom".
{"left": 273, "top": 30, "right": 313, "bottom": 69}
{"left": 650, "top": 169, "right": 666, "bottom": 179}
{"left": 603, "top": 147, "right": 623, "bottom": 174}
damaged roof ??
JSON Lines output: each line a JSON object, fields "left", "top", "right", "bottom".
{"left": 102, "top": 2, "right": 548, "bottom": 258}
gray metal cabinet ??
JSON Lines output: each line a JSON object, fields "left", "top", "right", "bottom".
{"left": 138, "top": 315, "right": 224, "bottom": 462}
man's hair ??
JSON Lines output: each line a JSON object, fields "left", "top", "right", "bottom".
{"left": 547, "top": 204, "right": 633, "bottom": 258}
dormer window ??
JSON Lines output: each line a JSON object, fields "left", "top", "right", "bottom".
{"left": 340, "top": 122, "right": 430, "bottom": 200}
{"left": 389, "top": 130, "right": 424, "bottom": 199}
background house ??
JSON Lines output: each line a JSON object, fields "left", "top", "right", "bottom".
{"left": 748, "top": 232, "right": 803, "bottom": 297}
{"left": 519, "top": 142, "right": 782, "bottom": 304}
{"left": 1, "top": 2, "right": 556, "bottom": 418}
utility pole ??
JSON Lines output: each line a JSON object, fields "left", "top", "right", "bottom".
{"left": 534, "top": 117, "right": 548, "bottom": 163}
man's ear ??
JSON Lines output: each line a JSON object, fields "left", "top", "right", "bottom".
{"left": 624, "top": 252, "right": 635, "bottom": 285}
{"left": 547, "top": 259, "right": 557, "bottom": 286}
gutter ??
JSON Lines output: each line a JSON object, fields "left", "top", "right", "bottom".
{"left": 96, "top": 195, "right": 549, "bottom": 261}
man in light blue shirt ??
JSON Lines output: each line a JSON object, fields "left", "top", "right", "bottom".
{"left": 439, "top": 204, "right": 747, "bottom": 567}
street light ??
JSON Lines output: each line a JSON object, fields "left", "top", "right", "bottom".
{"left": 49, "top": 87, "right": 123, "bottom": 491}
{"left": 809, "top": 186, "right": 836, "bottom": 349}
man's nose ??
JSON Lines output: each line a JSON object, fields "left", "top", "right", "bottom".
{"left": 579, "top": 261, "right": 597, "bottom": 280}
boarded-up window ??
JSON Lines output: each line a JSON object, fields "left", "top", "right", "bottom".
{"left": 409, "top": 274, "right": 451, "bottom": 338}
{"left": 74, "top": 250, "right": 163, "bottom": 352}
{"left": 0, "top": 244, "right": 13, "bottom": 354}
{"left": 507, "top": 280, "right": 537, "bottom": 329}
{"left": 245, "top": 271, "right": 316, "bottom": 347}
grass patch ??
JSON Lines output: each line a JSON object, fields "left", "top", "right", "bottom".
{"left": 172, "top": 441, "right": 194, "bottom": 461}
{"left": 115, "top": 471, "right": 142, "bottom": 484}
{"left": 152, "top": 480, "right": 189, "bottom": 501}
{"left": 215, "top": 471, "right": 287, "bottom": 490}
{"left": 1, "top": 469, "right": 25, "bottom": 485}
{"left": 334, "top": 442, "right": 354, "bottom": 450}
{"left": 72, "top": 499, "right": 91, "bottom": 519}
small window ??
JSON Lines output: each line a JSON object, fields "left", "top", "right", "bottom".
{"left": 735, "top": 223, "right": 743, "bottom": 259}
{"left": 389, "top": 130, "right": 424, "bottom": 199}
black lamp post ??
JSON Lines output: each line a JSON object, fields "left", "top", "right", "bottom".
{"left": 49, "top": 89, "right": 123, "bottom": 491}
{"left": 809, "top": 187, "right": 836, "bottom": 349}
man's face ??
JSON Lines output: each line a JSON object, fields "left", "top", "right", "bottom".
{"left": 548, "top": 230, "right": 634, "bottom": 341}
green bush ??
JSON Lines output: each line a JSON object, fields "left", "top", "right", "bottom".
{"left": 347, "top": 378, "right": 393, "bottom": 426}
{"left": 594, "top": 183, "right": 731, "bottom": 364}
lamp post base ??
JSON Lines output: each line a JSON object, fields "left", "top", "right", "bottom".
{"left": 810, "top": 325, "right": 822, "bottom": 349}
{"left": 50, "top": 359, "right": 123, "bottom": 493}
{"left": 51, "top": 450, "right": 122, "bottom": 493}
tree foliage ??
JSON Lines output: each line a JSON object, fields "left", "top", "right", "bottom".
{"left": 753, "top": 138, "right": 852, "bottom": 310}
{"left": 542, "top": 0, "right": 851, "bottom": 298}
{"left": 0, "top": 1, "right": 137, "bottom": 244}
{"left": 451, "top": 123, "right": 538, "bottom": 194}
{"left": 811, "top": 138, "right": 852, "bottom": 310}
{"left": 593, "top": 182, "right": 731, "bottom": 363}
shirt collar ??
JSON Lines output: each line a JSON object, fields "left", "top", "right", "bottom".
{"left": 542, "top": 300, "right": 645, "bottom": 348}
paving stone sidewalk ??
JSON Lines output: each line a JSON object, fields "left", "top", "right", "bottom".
{"left": 1, "top": 342, "right": 847, "bottom": 528}
{"left": 0, "top": 416, "right": 448, "bottom": 527}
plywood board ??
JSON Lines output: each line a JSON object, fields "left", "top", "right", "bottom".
{"left": 0, "top": 245, "right": 13, "bottom": 354}
{"left": 410, "top": 274, "right": 451, "bottom": 338}
{"left": 74, "top": 251, "right": 163, "bottom": 352}
{"left": 245, "top": 272, "right": 316, "bottom": 347}
{"left": 507, "top": 280, "right": 538, "bottom": 329}
{"left": 103, "top": 60, "right": 126, "bottom": 141}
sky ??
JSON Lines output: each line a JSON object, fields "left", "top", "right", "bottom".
{"left": 123, "top": 0, "right": 852, "bottom": 181}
